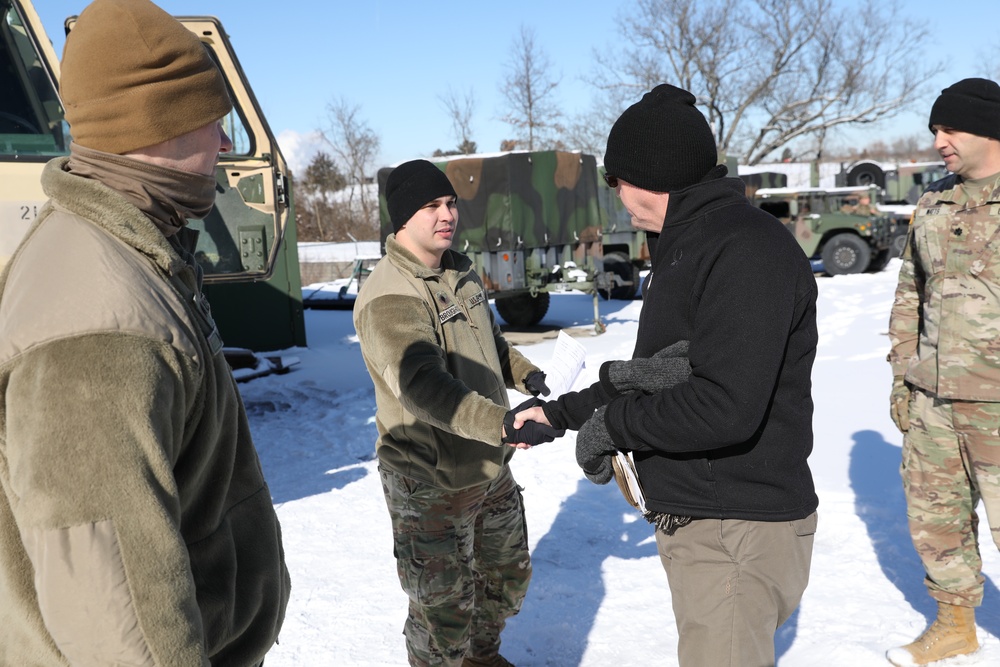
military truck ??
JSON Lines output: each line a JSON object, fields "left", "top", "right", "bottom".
{"left": 838, "top": 159, "right": 949, "bottom": 257}
{"left": 377, "top": 151, "right": 632, "bottom": 329}
{"left": 839, "top": 159, "right": 948, "bottom": 205}
{"left": 0, "top": 0, "right": 305, "bottom": 363}
{"left": 753, "top": 185, "right": 894, "bottom": 275}
{"left": 595, "top": 164, "right": 646, "bottom": 301}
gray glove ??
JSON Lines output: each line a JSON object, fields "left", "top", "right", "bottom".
{"left": 601, "top": 340, "right": 691, "bottom": 396}
{"left": 576, "top": 405, "right": 615, "bottom": 485}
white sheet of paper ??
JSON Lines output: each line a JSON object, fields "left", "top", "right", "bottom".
{"left": 543, "top": 331, "right": 587, "bottom": 398}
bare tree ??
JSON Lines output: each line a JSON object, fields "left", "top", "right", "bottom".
{"left": 984, "top": 54, "right": 1000, "bottom": 82}
{"left": 294, "top": 151, "right": 354, "bottom": 242}
{"left": 498, "top": 25, "right": 564, "bottom": 151}
{"left": 321, "top": 98, "right": 381, "bottom": 237}
{"left": 589, "top": 0, "right": 944, "bottom": 165}
{"left": 438, "top": 87, "right": 478, "bottom": 155}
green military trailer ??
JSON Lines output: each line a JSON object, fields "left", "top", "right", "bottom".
{"left": 595, "top": 164, "right": 646, "bottom": 301}
{"left": 752, "top": 185, "right": 894, "bottom": 275}
{"left": 377, "top": 151, "right": 633, "bottom": 328}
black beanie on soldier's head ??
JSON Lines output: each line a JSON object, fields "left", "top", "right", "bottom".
{"left": 603, "top": 84, "right": 718, "bottom": 193}
{"left": 386, "top": 160, "right": 457, "bottom": 232}
{"left": 928, "top": 78, "right": 1000, "bottom": 141}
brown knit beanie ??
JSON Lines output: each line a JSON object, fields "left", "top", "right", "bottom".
{"left": 60, "top": 0, "right": 233, "bottom": 154}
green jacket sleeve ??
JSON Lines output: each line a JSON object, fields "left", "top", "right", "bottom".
{"left": 5, "top": 333, "right": 209, "bottom": 666}
{"left": 356, "top": 293, "right": 511, "bottom": 445}
{"left": 490, "top": 307, "right": 540, "bottom": 394}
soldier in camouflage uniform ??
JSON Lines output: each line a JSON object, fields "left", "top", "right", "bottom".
{"left": 354, "top": 160, "right": 562, "bottom": 667}
{"left": 887, "top": 78, "right": 1000, "bottom": 666}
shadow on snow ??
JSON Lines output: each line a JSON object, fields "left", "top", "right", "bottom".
{"left": 850, "top": 429, "right": 1000, "bottom": 638}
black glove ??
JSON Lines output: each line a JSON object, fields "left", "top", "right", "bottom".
{"left": 601, "top": 340, "right": 691, "bottom": 396}
{"left": 575, "top": 405, "right": 616, "bottom": 485}
{"left": 503, "top": 397, "right": 566, "bottom": 445}
{"left": 524, "top": 370, "right": 551, "bottom": 397}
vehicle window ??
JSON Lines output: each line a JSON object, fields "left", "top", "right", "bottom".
{"left": 204, "top": 48, "right": 253, "bottom": 157}
{"left": 0, "top": 2, "right": 69, "bottom": 160}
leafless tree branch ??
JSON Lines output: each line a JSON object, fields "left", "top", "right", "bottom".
{"left": 498, "top": 25, "right": 564, "bottom": 151}
{"left": 587, "top": 0, "right": 944, "bottom": 165}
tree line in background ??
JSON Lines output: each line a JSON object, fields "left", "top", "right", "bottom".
{"left": 295, "top": 0, "right": 1000, "bottom": 243}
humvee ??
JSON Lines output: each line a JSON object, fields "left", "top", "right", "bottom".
{"left": 753, "top": 185, "right": 893, "bottom": 275}
{"left": 839, "top": 160, "right": 948, "bottom": 257}
{"left": 0, "top": 0, "right": 305, "bottom": 359}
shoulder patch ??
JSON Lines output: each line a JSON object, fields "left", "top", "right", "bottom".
{"left": 466, "top": 290, "right": 486, "bottom": 309}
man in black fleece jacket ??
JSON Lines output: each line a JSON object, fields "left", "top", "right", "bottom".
{"left": 515, "top": 84, "right": 819, "bottom": 667}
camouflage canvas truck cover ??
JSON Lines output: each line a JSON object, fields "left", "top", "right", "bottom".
{"left": 596, "top": 164, "right": 646, "bottom": 300}
{"left": 0, "top": 0, "right": 305, "bottom": 356}
{"left": 753, "top": 185, "right": 893, "bottom": 275}
{"left": 378, "top": 151, "right": 607, "bottom": 327}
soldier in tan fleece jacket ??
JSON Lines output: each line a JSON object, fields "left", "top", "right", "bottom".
{"left": 0, "top": 1, "right": 289, "bottom": 665}
{"left": 354, "top": 159, "right": 562, "bottom": 667}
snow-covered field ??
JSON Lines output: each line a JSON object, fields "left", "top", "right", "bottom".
{"left": 245, "top": 259, "right": 1000, "bottom": 666}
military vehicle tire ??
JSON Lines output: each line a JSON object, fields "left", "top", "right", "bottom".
{"left": 822, "top": 234, "right": 871, "bottom": 275}
{"left": 495, "top": 292, "right": 551, "bottom": 327}
{"left": 847, "top": 162, "right": 886, "bottom": 189}
{"left": 867, "top": 248, "right": 892, "bottom": 273}
{"left": 601, "top": 251, "right": 639, "bottom": 300}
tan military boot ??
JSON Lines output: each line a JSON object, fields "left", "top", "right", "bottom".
{"left": 461, "top": 656, "right": 514, "bottom": 667}
{"left": 886, "top": 602, "right": 979, "bottom": 666}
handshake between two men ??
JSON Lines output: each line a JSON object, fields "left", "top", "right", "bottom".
{"left": 500, "top": 341, "right": 692, "bottom": 484}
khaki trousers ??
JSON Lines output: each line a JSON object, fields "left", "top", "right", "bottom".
{"left": 655, "top": 513, "right": 817, "bottom": 667}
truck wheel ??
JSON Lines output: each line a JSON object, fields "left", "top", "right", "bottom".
{"left": 867, "top": 248, "right": 892, "bottom": 273}
{"left": 495, "top": 292, "right": 551, "bottom": 327}
{"left": 600, "top": 251, "right": 639, "bottom": 301}
{"left": 846, "top": 162, "right": 886, "bottom": 188}
{"left": 821, "top": 234, "right": 871, "bottom": 275}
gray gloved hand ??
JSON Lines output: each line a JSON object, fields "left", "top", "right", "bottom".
{"left": 576, "top": 405, "right": 616, "bottom": 485}
{"left": 601, "top": 340, "right": 691, "bottom": 396}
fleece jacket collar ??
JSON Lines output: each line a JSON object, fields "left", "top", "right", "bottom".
{"left": 663, "top": 171, "right": 746, "bottom": 228}
{"left": 384, "top": 234, "right": 475, "bottom": 283}
{"left": 41, "top": 157, "right": 189, "bottom": 279}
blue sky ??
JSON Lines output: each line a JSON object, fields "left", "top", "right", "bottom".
{"left": 36, "top": 0, "right": 999, "bottom": 175}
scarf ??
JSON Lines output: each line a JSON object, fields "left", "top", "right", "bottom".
{"left": 66, "top": 142, "right": 217, "bottom": 239}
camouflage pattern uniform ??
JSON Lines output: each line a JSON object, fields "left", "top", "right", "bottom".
{"left": 888, "top": 171, "right": 1000, "bottom": 606}
{"left": 355, "top": 236, "right": 539, "bottom": 666}
{"left": 379, "top": 465, "right": 530, "bottom": 666}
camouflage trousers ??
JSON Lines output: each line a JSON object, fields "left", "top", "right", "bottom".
{"left": 901, "top": 389, "right": 1000, "bottom": 606}
{"left": 379, "top": 463, "right": 532, "bottom": 667}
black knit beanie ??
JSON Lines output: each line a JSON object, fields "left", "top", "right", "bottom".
{"left": 604, "top": 84, "right": 718, "bottom": 193}
{"left": 928, "top": 78, "right": 1000, "bottom": 141}
{"left": 385, "top": 159, "right": 457, "bottom": 232}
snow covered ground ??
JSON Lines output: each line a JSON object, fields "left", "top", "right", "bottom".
{"left": 244, "top": 258, "right": 1000, "bottom": 666}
